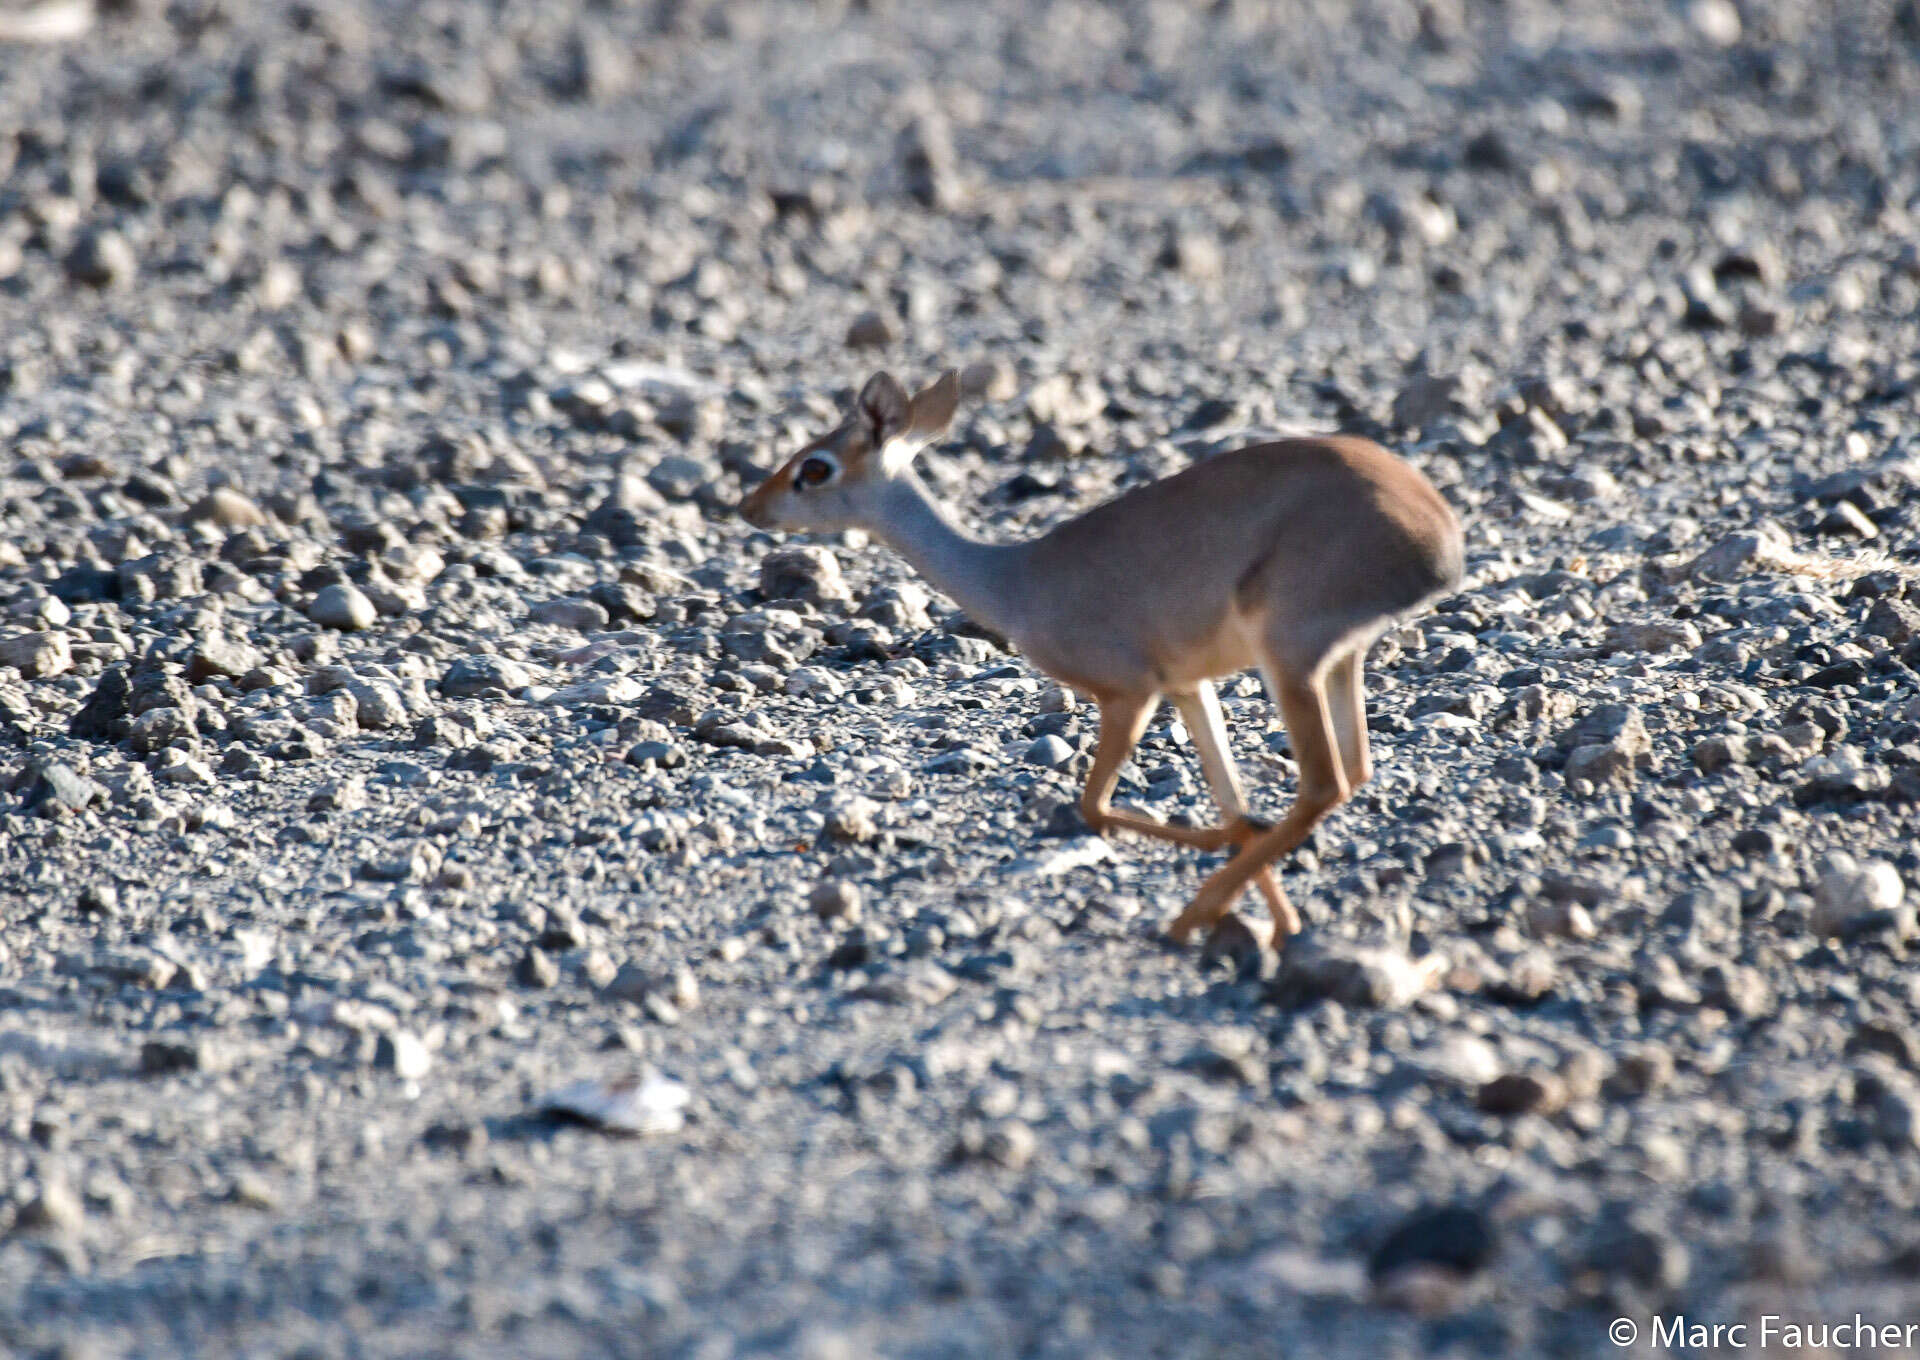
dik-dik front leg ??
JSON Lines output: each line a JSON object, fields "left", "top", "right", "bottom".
{"left": 1170, "top": 685, "right": 1300, "bottom": 939}
{"left": 1078, "top": 694, "right": 1248, "bottom": 849}
{"left": 1079, "top": 692, "right": 1294, "bottom": 939}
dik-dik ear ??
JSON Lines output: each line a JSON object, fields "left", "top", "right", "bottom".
{"left": 903, "top": 370, "right": 960, "bottom": 446}
{"left": 858, "top": 371, "right": 911, "bottom": 446}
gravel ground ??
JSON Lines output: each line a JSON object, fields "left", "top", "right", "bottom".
{"left": 5, "top": 0, "right": 1920, "bottom": 1356}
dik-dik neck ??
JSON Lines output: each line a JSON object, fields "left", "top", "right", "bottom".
{"left": 869, "top": 473, "right": 1029, "bottom": 640}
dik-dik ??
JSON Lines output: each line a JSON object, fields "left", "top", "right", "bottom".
{"left": 741, "top": 371, "right": 1464, "bottom": 944}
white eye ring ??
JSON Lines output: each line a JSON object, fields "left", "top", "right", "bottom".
{"left": 795, "top": 454, "right": 837, "bottom": 489}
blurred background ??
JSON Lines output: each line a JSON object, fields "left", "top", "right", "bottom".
{"left": 2, "top": 0, "right": 1912, "bottom": 474}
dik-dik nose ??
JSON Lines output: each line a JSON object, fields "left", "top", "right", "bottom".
{"left": 738, "top": 480, "right": 777, "bottom": 529}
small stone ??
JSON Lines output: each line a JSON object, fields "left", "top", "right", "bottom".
{"left": 846, "top": 310, "right": 899, "bottom": 349}
{"left": 640, "top": 992, "right": 682, "bottom": 1025}
{"left": 559, "top": 23, "right": 632, "bottom": 101}
{"left": 1811, "top": 854, "right": 1912, "bottom": 941}
{"left": 1477, "top": 1070, "right": 1568, "bottom": 1116}
{"left": 1037, "top": 683, "right": 1076, "bottom": 714}
{"left": 307, "top": 778, "right": 366, "bottom": 813}
{"left": 900, "top": 111, "right": 963, "bottom": 209}
{"left": 1546, "top": 465, "right": 1619, "bottom": 502}
{"left": 441, "top": 654, "right": 533, "bottom": 698}
{"left": 1462, "top": 128, "right": 1514, "bottom": 171}
{"left": 809, "top": 879, "right": 863, "bottom": 922}
{"left": 358, "top": 846, "right": 435, "bottom": 883}
{"left": 968, "top": 1119, "right": 1035, "bottom": 1170}
{"left": 539, "top": 1070, "right": 689, "bottom": 1136}
{"left": 1159, "top": 229, "right": 1223, "bottom": 281}
{"left": 1489, "top": 949, "right": 1559, "bottom": 1004}
{"left": 1200, "top": 912, "right": 1275, "bottom": 977}
{"left": 1564, "top": 741, "right": 1641, "bottom": 789}
{"left": 15, "top": 1180, "right": 84, "bottom": 1233}
{"left": 1023, "top": 734, "right": 1074, "bottom": 768}
{"left": 65, "top": 228, "right": 136, "bottom": 287}
{"left": 1848, "top": 1021, "right": 1920, "bottom": 1070}
{"left": 537, "top": 908, "right": 582, "bottom": 952}
{"left": 1525, "top": 898, "right": 1596, "bottom": 940}
{"left": 603, "top": 963, "right": 700, "bottom": 1016}
{"left": 0, "top": 0, "right": 91, "bottom": 42}
{"left": 1687, "top": 0, "right": 1741, "bottom": 45}
{"left": 228, "top": 1174, "right": 279, "bottom": 1212}
{"left": 1636, "top": 955, "right": 1701, "bottom": 1009}
{"left": 140, "top": 1038, "right": 208, "bottom": 1075}
{"left": 1700, "top": 963, "right": 1770, "bottom": 1019}
{"left": 187, "top": 487, "right": 267, "bottom": 528}
{"left": 1738, "top": 299, "right": 1786, "bottom": 337}
{"left": 785, "top": 667, "right": 846, "bottom": 701}
{"left": 1602, "top": 619, "right": 1701, "bottom": 654}
{"left": 347, "top": 680, "right": 409, "bottom": 730}
{"left": 1589, "top": 1219, "right": 1691, "bottom": 1291}
{"left": 517, "top": 948, "right": 559, "bottom": 989}
{"left": 421, "top": 1121, "right": 488, "bottom": 1155}
{"left": 1391, "top": 372, "right": 1460, "bottom": 432}
{"left": 76, "top": 883, "right": 120, "bottom": 917}
{"left": 623, "top": 740, "right": 685, "bottom": 771}
{"left": 187, "top": 635, "right": 262, "bottom": 682}
{"left": 1369, "top": 1204, "right": 1497, "bottom": 1283}
{"left": 21, "top": 762, "right": 105, "bottom": 815}
{"left": 1856, "top": 1061, "right": 1920, "bottom": 1151}
{"left": 1179, "top": 1028, "right": 1267, "bottom": 1085}
{"left": 1692, "top": 735, "right": 1746, "bottom": 774}
{"left": 760, "top": 545, "right": 851, "bottom": 606}
{"left": 69, "top": 664, "right": 133, "bottom": 742}
{"left": 1796, "top": 746, "right": 1890, "bottom": 805}
{"left": 1489, "top": 408, "right": 1568, "bottom": 464}
{"left": 531, "top": 598, "right": 610, "bottom": 632}
{"left": 1865, "top": 598, "right": 1920, "bottom": 646}
{"left": 1025, "top": 372, "right": 1105, "bottom": 427}
{"left": 1270, "top": 937, "right": 1447, "bottom": 1009}
{"left": 0, "top": 631, "right": 71, "bottom": 678}
{"left": 309, "top": 584, "right": 377, "bottom": 631}
{"left": 822, "top": 795, "right": 881, "bottom": 845}
{"left": 1686, "top": 523, "right": 1797, "bottom": 581}
{"left": 130, "top": 667, "right": 197, "bottom": 720}
{"left": 959, "top": 358, "right": 1017, "bottom": 402}
{"left": 646, "top": 453, "right": 712, "bottom": 501}
{"left": 127, "top": 706, "right": 196, "bottom": 755}
{"left": 1606, "top": 1044, "right": 1675, "bottom": 1098}
{"left": 581, "top": 473, "right": 667, "bottom": 547}
{"left": 588, "top": 581, "right": 656, "bottom": 624}
{"left": 1560, "top": 705, "right": 1650, "bottom": 789}
{"left": 1023, "top": 422, "right": 1085, "bottom": 460}
{"left": 1819, "top": 500, "right": 1879, "bottom": 539}
{"left": 1563, "top": 703, "right": 1650, "bottom": 754}
{"left": 374, "top": 1030, "right": 433, "bottom": 1080}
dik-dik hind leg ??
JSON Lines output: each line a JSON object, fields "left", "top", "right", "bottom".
{"left": 1324, "top": 649, "right": 1372, "bottom": 792}
{"left": 1080, "top": 694, "right": 1238, "bottom": 850}
{"left": 1170, "top": 685, "right": 1298, "bottom": 937}
{"left": 1168, "top": 666, "right": 1350, "bottom": 942}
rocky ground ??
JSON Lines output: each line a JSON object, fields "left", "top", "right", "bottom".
{"left": 4, "top": 0, "right": 1920, "bottom": 1355}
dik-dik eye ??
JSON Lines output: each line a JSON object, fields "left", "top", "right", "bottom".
{"left": 795, "top": 455, "right": 837, "bottom": 489}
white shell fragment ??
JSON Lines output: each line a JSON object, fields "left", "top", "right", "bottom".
{"left": 539, "top": 1070, "right": 690, "bottom": 1136}
{"left": 1007, "top": 836, "right": 1112, "bottom": 878}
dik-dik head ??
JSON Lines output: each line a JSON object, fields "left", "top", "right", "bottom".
{"left": 739, "top": 370, "right": 959, "bottom": 534}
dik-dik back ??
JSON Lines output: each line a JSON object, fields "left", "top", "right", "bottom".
{"left": 1019, "top": 437, "right": 1463, "bottom": 686}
